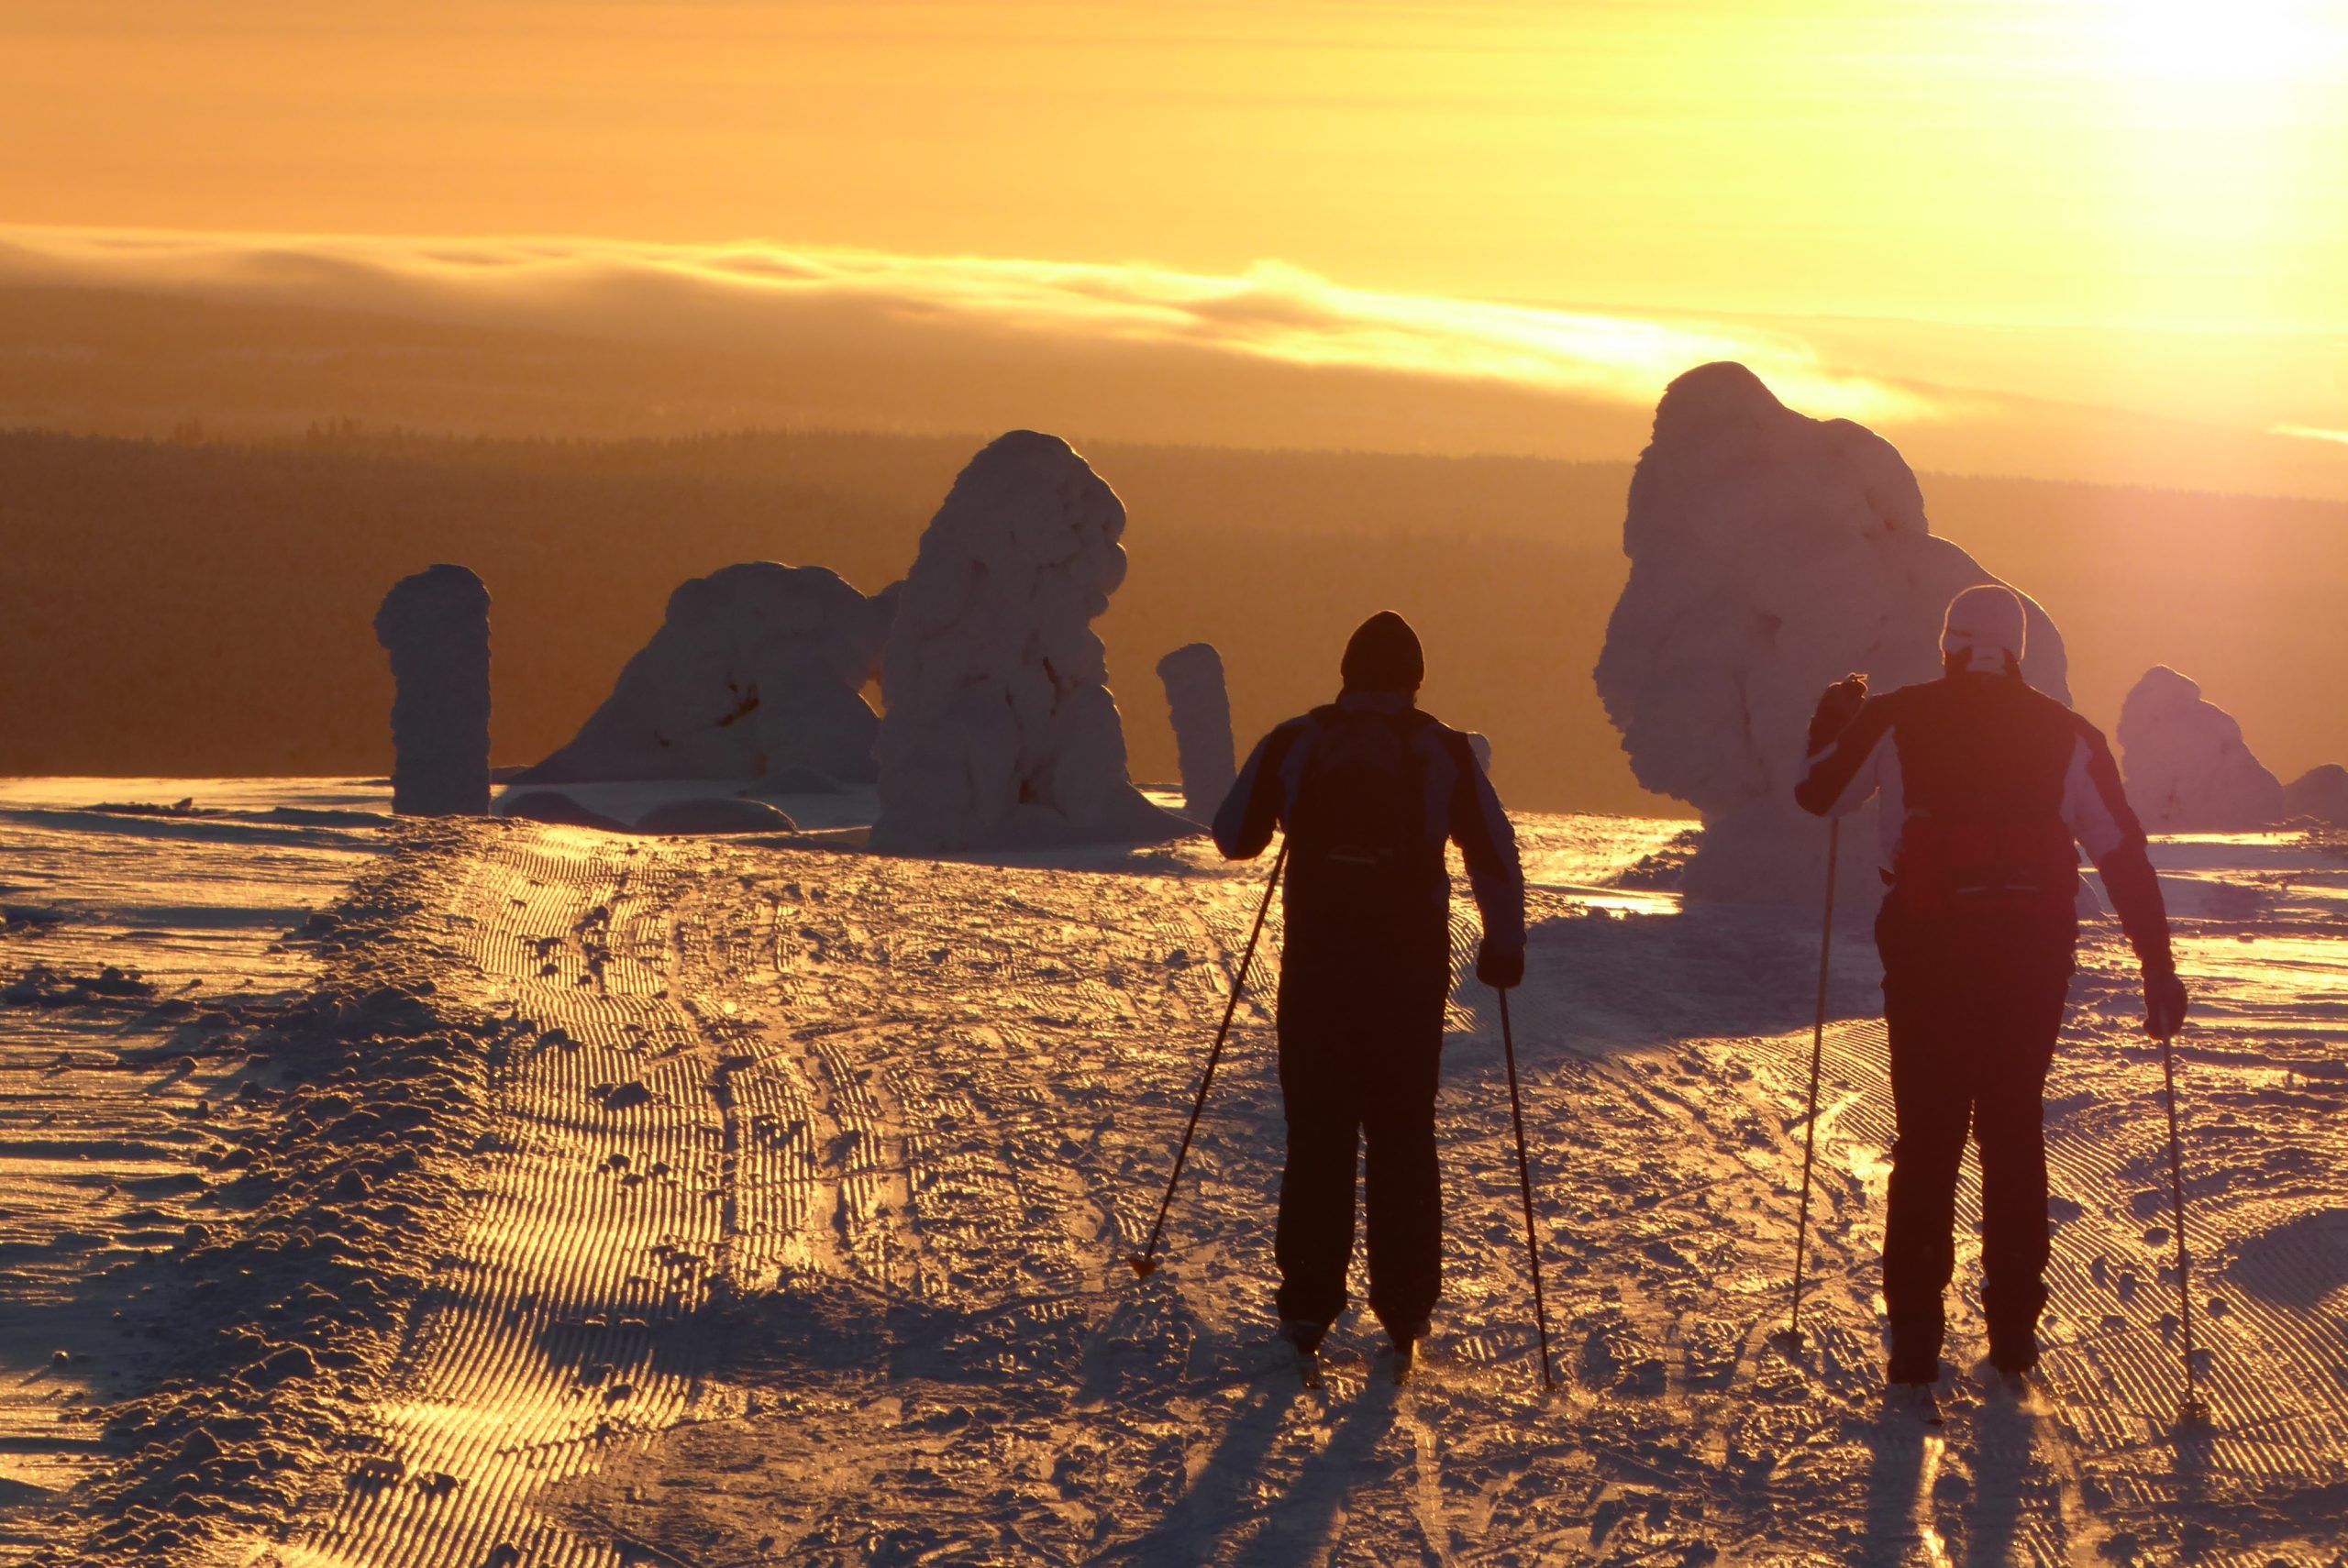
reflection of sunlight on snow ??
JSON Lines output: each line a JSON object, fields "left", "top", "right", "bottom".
{"left": 1513, "top": 813, "right": 1690, "bottom": 916}
{"left": 1917, "top": 1435, "right": 1954, "bottom": 1566}
{"left": 2089, "top": 832, "right": 2348, "bottom": 931}
{"left": 1844, "top": 1138, "right": 1893, "bottom": 1201}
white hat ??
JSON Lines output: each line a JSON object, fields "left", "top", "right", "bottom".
{"left": 1942, "top": 583, "right": 2027, "bottom": 672}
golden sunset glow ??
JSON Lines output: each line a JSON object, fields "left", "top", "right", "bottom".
{"left": 2, "top": 2, "right": 2346, "bottom": 487}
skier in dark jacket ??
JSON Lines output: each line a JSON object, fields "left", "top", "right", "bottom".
{"left": 1213, "top": 611, "right": 1525, "bottom": 1375}
{"left": 1796, "top": 584, "right": 2188, "bottom": 1388}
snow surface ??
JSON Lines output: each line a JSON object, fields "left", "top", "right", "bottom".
{"left": 1595, "top": 362, "right": 2066, "bottom": 907}
{"left": 1155, "top": 642, "right": 1236, "bottom": 823}
{"left": 374, "top": 565, "right": 492, "bottom": 817}
{"left": 2119, "top": 666, "right": 2287, "bottom": 831}
{"left": 9, "top": 780, "right": 2348, "bottom": 1563}
{"left": 521, "top": 562, "right": 892, "bottom": 787}
{"left": 871, "top": 431, "right": 1188, "bottom": 853}
{"left": 0, "top": 778, "right": 389, "bottom": 1531}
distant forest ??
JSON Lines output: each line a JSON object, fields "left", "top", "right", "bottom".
{"left": 5, "top": 425, "right": 2345, "bottom": 813}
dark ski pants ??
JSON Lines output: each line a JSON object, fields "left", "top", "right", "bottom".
{"left": 1877, "top": 903, "right": 2075, "bottom": 1381}
{"left": 1273, "top": 948, "right": 1449, "bottom": 1343}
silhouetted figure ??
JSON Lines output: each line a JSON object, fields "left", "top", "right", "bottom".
{"left": 374, "top": 564, "right": 491, "bottom": 817}
{"left": 1797, "top": 585, "right": 2187, "bottom": 1388}
{"left": 1213, "top": 611, "right": 1524, "bottom": 1368}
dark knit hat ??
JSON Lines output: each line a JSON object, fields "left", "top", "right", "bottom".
{"left": 1340, "top": 611, "right": 1424, "bottom": 693}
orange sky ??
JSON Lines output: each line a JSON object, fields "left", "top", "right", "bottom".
{"left": 5, "top": 2, "right": 2347, "bottom": 480}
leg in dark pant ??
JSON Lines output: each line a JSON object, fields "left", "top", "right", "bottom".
{"left": 1273, "top": 944, "right": 1446, "bottom": 1340}
{"left": 1274, "top": 1079, "right": 1358, "bottom": 1329}
{"left": 1883, "top": 1028, "right": 1971, "bottom": 1382}
{"left": 1976, "top": 994, "right": 2063, "bottom": 1369}
{"left": 1877, "top": 905, "right": 2071, "bottom": 1382}
{"left": 1362, "top": 1031, "right": 1444, "bottom": 1342}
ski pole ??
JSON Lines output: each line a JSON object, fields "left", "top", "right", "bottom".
{"left": 2157, "top": 1022, "right": 2210, "bottom": 1426}
{"left": 1779, "top": 817, "right": 1841, "bottom": 1348}
{"left": 1499, "top": 988, "right": 1557, "bottom": 1388}
{"left": 1129, "top": 840, "right": 1287, "bottom": 1280}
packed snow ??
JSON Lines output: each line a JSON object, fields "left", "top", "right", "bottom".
{"left": 373, "top": 565, "right": 491, "bottom": 817}
{"left": 870, "top": 431, "right": 1187, "bottom": 853}
{"left": 1594, "top": 361, "right": 2066, "bottom": 906}
{"left": 0, "top": 779, "right": 390, "bottom": 1546}
{"left": 2118, "top": 666, "right": 2287, "bottom": 832}
{"left": 1155, "top": 643, "right": 1237, "bottom": 823}
{"left": 521, "top": 562, "right": 892, "bottom": 789}
{"left": 6, "top": 778, "right": 2348, "bottom": 1563}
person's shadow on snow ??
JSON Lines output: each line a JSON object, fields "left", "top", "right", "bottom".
{"left": 1964, "top": 1387, "right": 2032, "bottom": 1566}
{"left": 1228, "top": 1380, "right": 1401, "bottom": 1566}
{"left": 1096, "top": 1375, "right": 1307, "bottom": 1563}
{"left": 1857, "top": 1408, "right": 1936, "bottom": 1566}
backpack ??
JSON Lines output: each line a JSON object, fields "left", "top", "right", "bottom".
{"left": 1284, "top": 706, "right": 1445, "bottom": 930}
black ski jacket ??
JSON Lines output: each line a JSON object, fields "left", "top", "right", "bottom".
{"left": 1214, "top": 690, "right": 1524, "bottom": 959}
{"left": 1795, "top": 669, "right": 2174, "bottom": 975}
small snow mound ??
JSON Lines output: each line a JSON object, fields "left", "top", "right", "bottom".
{"left": 2224, "top": 1207, "right": 2348, "bottom": 1308}
{"left": 499, "top": 791, "right": 627, "bottom": 833}
{"left": 521, "top": 562, "right": 891, "bottom": 786}
{"left": 631, "top": 798, "right": 798, "bottom": 835}
{"left": 2283, "top": 764, "right": 2348, "bottom": 826}
{"left": 1594, "top": 361, "right": 2066, "bottom": 904}
{"left": 870, "top": 432, "right": 1189, "bottom": 853}
{"left": 1155, "top": 643, "right": 1236, "bottom": 821}
{"left": 742, "top": 765, "right": 848, "bottom": 796}
{"left": 2117, "top": 666, "right": 2283, "bottom": 831}
{"left": 374, "top": 565, "right": 491, "bottom": 817}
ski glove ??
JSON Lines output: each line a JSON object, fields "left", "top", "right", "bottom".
{"left": 1807, "top": 674, "right": 1870, "bottom": 754}
{"left": 1476, "top": 943, "right": 1524, "bottom": 990}
{"left": 2143, "top": 965, "right": 2188, "bottom": 1040}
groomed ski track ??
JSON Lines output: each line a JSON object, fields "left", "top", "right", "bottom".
{"left": 192, "top": 818, "right": 2348, "bottom": 1565}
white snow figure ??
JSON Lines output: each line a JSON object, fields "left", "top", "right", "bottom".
{"left": 521, "top": 563, "right": 892, "bottom": 786}
{"left": 374, "top": 564, "right": 492, "bottom": 817}
{"left": 870, "top": 431, "right": 1187, "bottom": 852}
{"left": 1595, "top": 361, "right": 2068, "bottom": 904}
{"left": 1155, "top": 642, "right": 1236, "bottom": 821}
{"left": 2116, "top": 667, "right": 2283, "bottom": 831}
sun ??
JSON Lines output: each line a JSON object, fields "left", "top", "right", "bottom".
{"left": 2083, "top": 0, "right": 2336, "bottom": 87}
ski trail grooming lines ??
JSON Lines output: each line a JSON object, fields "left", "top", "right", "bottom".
{"left": 1499, "top": 988, "right": 1557, "bottom": 1388}
{"left": 1776, "top": 817, "right": 1840, "bottom": 1352}
{"left": 2157, "top": 1021, "right": 2211, "bottom": 1430}
{"left": 1128, "top": 840, "right": 1288, "bottom": 1280}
